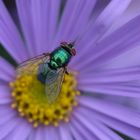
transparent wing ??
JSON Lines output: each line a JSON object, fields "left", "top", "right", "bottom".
{"left": 16, "top": 54, "right": 50, "bottom": 75}
{"left": 45, "top": 68, "right": 65, "bottom": 104}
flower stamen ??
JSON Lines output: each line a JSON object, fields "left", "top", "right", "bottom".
{"left": 10, "top": 72, "right": 80, "bottom": 127}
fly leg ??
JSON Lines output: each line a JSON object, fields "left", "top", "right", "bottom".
{"left": 43, "top": 53, "right": 50, "bottom": 56}
{"left": 64, "top": 67, "right": 69, "bottom": 75}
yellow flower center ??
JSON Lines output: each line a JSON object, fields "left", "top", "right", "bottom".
{"left": 10, "top": 72, "right": 80, "bottom": 127}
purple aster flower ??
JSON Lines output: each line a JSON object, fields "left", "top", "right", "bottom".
{"left": 1, "top": 0, "right": 140, "bottom": 139}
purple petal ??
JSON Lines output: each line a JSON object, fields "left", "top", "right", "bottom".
{"left": 0, "top": 97, "right": 12, "bottom": 104}
{"left": 0, "top": 105, "right": 13, "bottom": 115}
{"left": 0, "top": 1, "right": 29, "bottom": 63}
{"left": 78, "top": 66, "right": 140, "bottom": 97}
{"left": 59, "top": 124, "right": 73, "bottom": 140}
{"left": 7, "top": 119, "right": 32, "bottom": 140}
{"left": 27, "top": 129, "right": 35, "bottom": 140}
{"left": 79, "top": 96, "right": 140, "bottom": 128}
{"left": 71, "top": 0, "right": 131, "bottom": 68}
{"left": 46, "top": 0, "right": 61, "bottom": 51}
{"left": 0, "top": 57, "right": 15, "bottom": 82}
{"left": 0, "top": 85, "right": 11, "bottom": 97}
{"left": 106, "top": 46, "right": 140, "bottom": 68}
{"left": 28, "top": 127, "right": 45, "bottom": 140}
{"left": 29, "top": 0, "right": 50, "bottom": 54}
{"left": 34, "top": 0, "right": 61, "bottom": 53}
{"left": 127, "top": 97, "right": 140, "bottom": 111}
{"left": 0, "top": 109, "right": 15, "bottom": 125}
{"left": 73, "top": 109, "right": 123, "bottom": 140}
{"left": 0, "top": 85, "right": 12, "bottom": 104}
{"left": 69, "top": 123, "right": 86, "bottom": 140}
{"left": 79, "top": 83, "right": 140, "bottom": 98}
{"left": 79, "top": 66, "right": 140, "bottom": 82}
{"left": 79, "top": 0, "right": 132, "bottom": 45}
{"left": 0, "top": 57, "right": 15, "bottom": 81}
{"left": 0, "top": 117, "right": 21, "bottom": 139}
{"left": 34, "top": 127, "right": 44, "bottom": 140}
{"left": 73, "top": 15, "right": 140, "bottom": 71}
{"left": 79, "top": 107, "right": 140, "bottom": 139}
{"left": 16, "top": 0, "right": 61, "bottom": 55}
{"left": 44, "top": 126, "right": 60, "bottom": 140}
{"left": 68, "top": 0, "right": 96, "bottom": 42}
{"left": 0, "top": 105, "right": 16, "bottom": 125}
{"left": 16, "top": 0, "right": 37, "bottom": 57}
{"left": 0, "top": 57, "right": 15, "bottom": 79}
{"left": 70, "top": 117, "right": 98, "bottom": 140}
{"left": 52, "top": 0, "right": 96, "bottom": 48}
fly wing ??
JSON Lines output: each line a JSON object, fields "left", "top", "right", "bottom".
{"left": 45, "top": 68, "right": 65, "bottom": 104}
{"left": 16, "top": 54, "right": 50, "bottom": 75}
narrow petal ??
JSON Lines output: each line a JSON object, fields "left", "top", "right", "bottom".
{"left": 73, "top": 110, "right": 123, "bottom": 140}
{"left": 53, "top": 0, "right": 96, "bottom": 48}
{"left": 8, "top": 119, "right": 32, "bottom": 140}
{"left": 0, "top": 97, "right": 12, "bottom": 104}
{"left": 0, "top": 105, "right": 16, "bottom": 125}
{"left": 92, "top": 120, "right": 123, "bottom": 140}
{"left": 0, "top": 85, "right": 11, "bottom": 98}
{"left": 46, "top": 0, "right": 61, "bottom": 50}
{"left": 28, "top": 127, "right": 45, "bottom": 140}
{"left": 0, "top": 1, "right": 29, "bottom": 63}
{"left": 78, "top": 66, "right": 140, "bottom": 97}
{"left": 79, "top": 66, "right": 140, "bottom": 82}
{"left": 73, "top": 15, "right": 140, "bottom": 71}
{"left": 71, "top": 0, "right": 131, "bottom": 68}
{"left": 34, "top": 127, "right": 44, "bottom": 140}
{"left": 68, "top": 0, "right": 96, "bottom": 42}
{"left": 29, "top": 0, "right": 61, "bottom": 53}
{"left": 79, "top": 107, "right": 140, "bottom": 139}
{"left": 16, "top": 0, "right": 37, "bottom": 56}
{"left": 0, "top": 117, "right": 21, "bottom": 140}
{"left": 44, "top": 126, "right": 60, "bottom": 140}
{"left": 70, "top": 117, "right": 99, "bottom": 140}
{"left": 0, "top": 57, "right": 15, "bottom": 81}
{"left": 16, "top": 0, "right": 61, "bottom": 55}
{"left": 79, "top": 96, "right": 140, "bottom": 128}
{"left": 69, "top": 123, "right": 87, "bottom": 140}
{"left": 59, "top": 124, "right": 73, "bottom": 140}
{"left": 79, "top": 83, "right": 140, "bottom": 98}
{"left": 78, "top": 0, "right": 132, "bottom": 45}
{"left": 0, "top": 85, "right": 12, "bottom": 104}
{"left": 0, "top": 113, "right": 15, "bottom": 125}
{"left": 0, "top": 105, "right": 13, "bottom": 116}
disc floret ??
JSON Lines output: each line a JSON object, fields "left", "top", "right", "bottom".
{"left": 10, "top": 72, "right": 80, "bottom": 127}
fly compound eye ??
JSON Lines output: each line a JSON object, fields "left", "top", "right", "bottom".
{"left": 71, "top": 49, "right": 76, "bottom": 56}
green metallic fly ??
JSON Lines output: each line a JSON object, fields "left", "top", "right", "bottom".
{"left": 17, "top": 42, "right": 76, "bottom": 104}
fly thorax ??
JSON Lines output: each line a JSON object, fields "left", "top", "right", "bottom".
{"left": 50, "top": 47, "right": 72, "bottom": 69}
{"left": 49, "top": 60, "right": 59, "bottom": 69}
